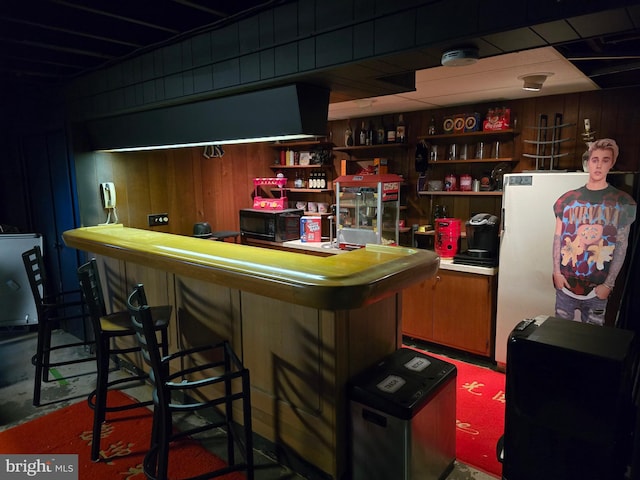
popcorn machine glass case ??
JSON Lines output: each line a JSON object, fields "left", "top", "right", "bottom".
{"left": 335, "top": 174, "right": 402, "bottom": 249}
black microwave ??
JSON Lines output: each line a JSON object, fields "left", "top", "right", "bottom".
{"left": 239, "top": 208, "right": 303, "bottom": 243}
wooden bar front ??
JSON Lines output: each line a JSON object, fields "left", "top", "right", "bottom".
{"left": 63, "top": 225, "right": 439, "bottom": 479}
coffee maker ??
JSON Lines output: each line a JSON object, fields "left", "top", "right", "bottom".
{"left": 453, "top": 213, "right": 500, "bottom": 266}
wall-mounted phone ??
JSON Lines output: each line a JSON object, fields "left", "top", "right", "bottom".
{"left": 100, "top": 182, "right": 117, "bottom": 208}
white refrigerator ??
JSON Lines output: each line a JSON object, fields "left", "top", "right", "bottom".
{"left": 0, "top": 233, "right": 43, "bottom": 327}
{"left": 494, "top": 172, "right": 589, "bottom": 365}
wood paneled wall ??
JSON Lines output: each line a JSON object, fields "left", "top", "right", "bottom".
{"left": 78, "top": 142, "right": 278, "bottom": 235}
{"left": 75, "top": 87, "right": 640, "bottom": 235}
{"left": 330, "top": 87, "right": 640, "bottom": 227}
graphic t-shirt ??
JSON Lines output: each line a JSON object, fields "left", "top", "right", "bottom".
{"left": 553, "top": 184, "right": 636, "bottom": 296}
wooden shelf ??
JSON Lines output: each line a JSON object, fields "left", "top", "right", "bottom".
{"left": 417, "top": 191, "right": 503, "bottom": 196}
{"left": 417, "top": 129, "right": 518, "bottom": 141}
{"left": 270, "top": 164, "right": 330, "bottom": 169}
{"left": 428, "top": 157, "right": 516, "bottom": 165}
{"left": 271, "top": 140, "right": 334, "bottom": 149}
{"left": 299, "top": 211, "right": 332, "bottom": 217}
{"left": 333, "top": 143, "right": 410, "bottom": 154}
{"left": 270, "top": 188, "right": 333, "bottom": 193}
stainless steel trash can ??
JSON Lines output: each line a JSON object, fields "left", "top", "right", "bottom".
{"left": 349, "top": 348, "right": 457, "bottom": 480}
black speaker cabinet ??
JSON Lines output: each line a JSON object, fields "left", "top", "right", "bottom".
{"left": 503, "top": 317, "right": 636, "bottom": 480}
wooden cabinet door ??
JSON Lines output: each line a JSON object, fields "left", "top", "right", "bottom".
{"left": 401, "top": 277, "right": 435, "bottom": 340}
{"left": 431, "top": 270, "right": 494, "bottom": 356}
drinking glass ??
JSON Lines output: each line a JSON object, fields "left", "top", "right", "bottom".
{"left": 493, "top": 140, "right": 501, "bottom": 159}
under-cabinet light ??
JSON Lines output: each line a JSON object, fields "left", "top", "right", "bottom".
{"left": 98, "top": 134, "right": 317, "bottom": 153}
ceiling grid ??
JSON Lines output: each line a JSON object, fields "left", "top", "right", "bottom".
{"left": 3, "top": 0, "right": 634, "bottom": 121}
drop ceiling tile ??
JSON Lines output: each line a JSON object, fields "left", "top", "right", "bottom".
{"left": 327, "top": 46, "right": 599, "bottom": 120}
{"left": 629, "top": 5, "right": 640, "bottom": 27}
{"left": 482, "top": 27, "right": 547, "bottom": 52}
{"left": 531, "top": 20, "right": 581, "bottom": 44}
{"left": 568, "top": 8, "right": 635, "bottom": 38}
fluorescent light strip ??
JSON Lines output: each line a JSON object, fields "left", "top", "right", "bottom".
{"left": 97, "top": 134, "right": 317, "bottom": 152}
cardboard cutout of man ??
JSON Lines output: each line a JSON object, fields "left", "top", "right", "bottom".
{"left": 552, "top": 138, "right": 637, "bottom": 325}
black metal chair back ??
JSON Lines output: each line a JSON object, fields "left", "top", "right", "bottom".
{"left": 76, "top": 259, "right": 109, "bottom": 338}
{"left": 21, "top": 245, "right": 47, "bottom": 314}
{"left": 127, "top": 283, "right": 167, "bottom": 405}
{"left": 127, "top": 283, "right": 254, "bottom": 480}
{"left": 77, "top": 259, "right": 171, "bottom": 462}
{"left": 22, "top": 245, "right": 95, "bottom": 406}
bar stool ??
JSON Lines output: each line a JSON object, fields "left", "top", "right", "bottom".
{"left": 22, "top": 245, "right": 95, "bottom": 407}
{"left": 127, "top": 283, "right": 254, "bottom": 480}
{"left": 77, "top": 259, "right": 172, "bottom": 462}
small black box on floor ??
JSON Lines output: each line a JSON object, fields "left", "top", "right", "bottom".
{"left": 349, "top": 348, "right": 457, "bottom": 480}
{"left": 503, "top": 317, "right": 636, "bottom": 480}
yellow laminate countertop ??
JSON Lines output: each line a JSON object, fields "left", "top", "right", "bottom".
{"left": 63, "top": 224, "right": 439, "bottom": 310}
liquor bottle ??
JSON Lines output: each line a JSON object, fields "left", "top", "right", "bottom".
{"left": 385, "top": 117, "right": 396, "bottom": 144}
{"left": 367, "top": 122, "right": 374, "bottom": 146}
{"left": 345, "top": 123, "right": 354, "bottom": 147}
{"left": 428, "top": 116, "right": 436, "bottom": 136}
{"left": 359, "top": 121, "right": 367, "bottom": 146}
{"left": 376, "top": 118, "right": 385, "bottom": 145}
{"left": 319, "top": 171, "right": 326, "bottom": 189}
{"left": 396, "top": 114, "right": 406, "bottom": 143}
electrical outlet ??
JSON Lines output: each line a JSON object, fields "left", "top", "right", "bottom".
{"left": 148, "top": 213, "right": 169, "bottom": 226}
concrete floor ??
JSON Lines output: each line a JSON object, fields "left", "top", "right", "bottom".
{"left": 0, "top": 329, "right": 498, "bottom": 480}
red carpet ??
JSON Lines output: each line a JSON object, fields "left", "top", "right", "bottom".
{"left": 0, "top": 390, "right": 244, "bottom": 480}
{"left": 408, "top": 346, "right": 505, "bottom": 478}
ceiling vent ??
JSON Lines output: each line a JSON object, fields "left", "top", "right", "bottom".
{"left": 441, "top": 47, "right": 479, "bottom": 67}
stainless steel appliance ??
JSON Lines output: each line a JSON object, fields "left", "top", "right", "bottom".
{"left": 335, "top": 174, "right": 402, "bottom": 249}
{"left": 0, "top": 233, "right": 43, "bottom": 326}
{"left": 453, "top": 213, "right": 499, "bottom": 267}
{"left": 350, "top": 348, "right": 456, "bottom": 480}
{"left": 239, "top": 208, "right": 303, "bottom": 243}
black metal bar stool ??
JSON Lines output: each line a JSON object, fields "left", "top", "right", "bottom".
{"left": 22, "top": 245, "right": 95, "bottom": 406}
{"left": 127, "top": 283, "right": 254, "bottom": 480}
{"left": 77, "top": 259, "right": 172, "bottom": 462}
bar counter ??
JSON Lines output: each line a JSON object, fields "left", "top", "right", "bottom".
{"left": 63, "top": 224, "right": 439, "bottom": 479}
{"left": 63, "top": 224, "right": 439, "bottom": 310}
